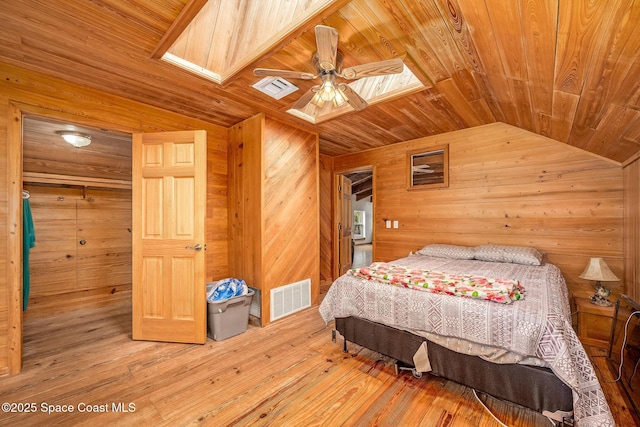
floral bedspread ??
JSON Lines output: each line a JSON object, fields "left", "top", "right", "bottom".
{"left": 319, "top": 254, "right": 614, "bottom": 427}
{"left": 349, "top": 262, "right": 525, "bottom": 304}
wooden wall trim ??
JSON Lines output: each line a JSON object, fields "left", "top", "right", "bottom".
{"left": 623, "top": 149, "right": 640, "bottom": 168}
{"left": 150, "top": 0, "right": 209, "bottom": 59}
{"left": 7, "top": 102, "right": 22, "bottom": 375}
{"left": 314, "top": 132, "right": 321, "bottom": 296}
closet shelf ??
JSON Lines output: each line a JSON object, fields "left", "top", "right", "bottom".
{"left": 23, "top": 172, "right": 132, "bottom": 190}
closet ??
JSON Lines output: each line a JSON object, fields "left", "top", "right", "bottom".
{"left": 23, "top": 117, "right": 132, "bottom": 314}
{"left": 23, "top": 184, "right": 131, "bottom": 312}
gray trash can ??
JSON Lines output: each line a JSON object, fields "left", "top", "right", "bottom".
{"left": 207, "top": 289, "right": 254, "bottom": 341}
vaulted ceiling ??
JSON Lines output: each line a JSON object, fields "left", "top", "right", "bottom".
{"left": 1, "top": 0, "right": 639, "bottom": 162}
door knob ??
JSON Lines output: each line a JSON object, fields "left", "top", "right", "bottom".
{"left": 79, "top": 240, "right": 87, "bottom": 245}
{"left": 185, "top": 243, "right": 203, "bottom": 251}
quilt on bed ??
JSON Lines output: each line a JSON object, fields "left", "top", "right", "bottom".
{"left": 319, "top": 254, "right": 614, "bottom": 427}
{"left": 349, "top": 262, "right": 525, "bottom": 303}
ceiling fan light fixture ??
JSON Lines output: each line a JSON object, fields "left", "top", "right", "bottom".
{"left": 310, "top": 73, "right": 348, "bottom": 108}
{"left": 56, "top": 130, "right": 92, "bottom": 147}
{"left": 333, "top": 86, "right": 348, "bottom": 107}
{"left": 319, "top": 79, "right": 336, "bottom": 102}
{"left": 310, "top": 91, "right": 325, "bottom": 108}
{"left": 255, "top": 25, "right": 406, "bottom": 118}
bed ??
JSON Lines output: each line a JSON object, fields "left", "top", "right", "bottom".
{"left": 319, "top": 244, "right": 615, "bottom": 427}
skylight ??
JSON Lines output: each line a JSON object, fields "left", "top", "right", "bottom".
{"left": 162, "top": 0, "right": 336, "bottom": 84}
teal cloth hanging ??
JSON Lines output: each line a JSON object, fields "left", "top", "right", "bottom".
{"left": 23, "top": 197, "right": 36, "bottom": 311}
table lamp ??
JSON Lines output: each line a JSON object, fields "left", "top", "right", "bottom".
{"left": 579, "top": 257, "right": 619, "bottom": 306}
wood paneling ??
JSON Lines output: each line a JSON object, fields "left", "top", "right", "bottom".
{"left": 319, "top": 154, "right": 333, "bottom": 282}
{"left": 329, "top": 123, "right": 624, "bottom": 299}
{"left": 1, "top": 1, "right": 639, "bottom": 163}
{"left": 228, "top": 114, "right": 319, "bottom": 326}
{"left": 0, "top": 62, "right": 229, "bottom": 374}
{"left": 624, "top": 158, "right": 640, "bottom": 302}
{"left": 206, "top": 129, "right": 229, "bottom": 280}
{"left": 23, "top": 117, "right": 132, "bottom": 181}
{"left": 228, "top": 114, "right": 264, "bottom": 292}
{"left": 24, "top": 186, "right": 132, "bottom": 305}
{"left": 263, "top": 117, "right": 320, "bottom": 315}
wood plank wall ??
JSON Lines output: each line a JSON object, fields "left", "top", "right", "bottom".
{"left": 206, "top": 127, "right": 230, "bottom": 280}
{"left": 23, "top": 186, "right": 132, "bottom": 310}
{"left": 263, "top": 117, "right": 320, "bottom": 313}
{"left": 228, "top": 114, "right": 320, "bottom": 326}
{"left": 0, "top": 62, "right": 229, "bottom": 375}
{"left": 328, "top": 123, "right": 624, "bottom": 300}
{"left": 228, "top": 114, "right": 264, "bottom": 292}
{"left": 624, "top": 158, "right": 640, "bottom": 302}
{"left": 319, "top": 154, "right": 333, "bottom": 283}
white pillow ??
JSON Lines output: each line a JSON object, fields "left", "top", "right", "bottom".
{"left": 474, "top": 244, "right": 544, "bottom": 266}
{"left": 417, "top": 244, "right": 476, "bottom": 260}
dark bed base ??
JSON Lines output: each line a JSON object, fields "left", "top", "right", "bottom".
{"left": 335, "top": 316, "right": 573, "bottom": 421}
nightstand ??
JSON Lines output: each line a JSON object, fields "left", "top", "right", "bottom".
{"left": 575, "top": 297, "right": 618, "bottom": 348}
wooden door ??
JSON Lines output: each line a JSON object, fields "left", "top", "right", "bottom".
{"left": 337, "top": 175, "right": 353, "bottom": 275}
{"left": 132, "top": 130, "right": 207, "bottom": 344}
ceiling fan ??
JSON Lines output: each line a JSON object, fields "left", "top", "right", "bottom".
{"left": 254, "top": 25, "right": 405, "bottom": 112}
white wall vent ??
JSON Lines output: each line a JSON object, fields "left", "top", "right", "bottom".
{"left": 252, "top": 77, "right": 299, "bottom": 100}
{"left": 270, "top": 279, "right": 311, "bottom": 322}
{"left": 248, "top": 287, "right": 261, "bottom": 319}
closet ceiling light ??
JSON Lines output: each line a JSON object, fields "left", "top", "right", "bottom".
{"left": 56, "top": 131, "right": 92, "bottom": 147}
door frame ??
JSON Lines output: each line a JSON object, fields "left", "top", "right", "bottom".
{"left": 332, "top": 166, "right": 374, "bottom": 280}
{"left": 6, "top": 102, "right": 136, "bottom": 374}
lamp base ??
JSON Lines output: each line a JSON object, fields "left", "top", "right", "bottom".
{"left": 589, "top": 294, "right": 613, "bottom": 306}
{"left": 590, "top": 282, "right": 612, "bottom": 306}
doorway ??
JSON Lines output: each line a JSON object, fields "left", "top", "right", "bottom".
{"left": 334, "top": 169, "right": 374, "bottom": 277}
{"left": 20, "top": 116, "right": 133, "bottom": 358}
{"left": 8, "top": 106, "right": 212, "bottom": 373}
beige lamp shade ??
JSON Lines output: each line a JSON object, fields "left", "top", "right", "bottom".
{"left": 579, "top": 257, "right": 619, "bottom": 282}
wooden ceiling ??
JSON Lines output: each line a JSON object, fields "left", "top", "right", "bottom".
{"left": 22, "top": 118, "right": 132, "bottom": 182}
{"left": 345, "top": 171, "right": 373, "bottom": 201}
{"left": 1, "top": 0, "right": 639, "bottom": 162}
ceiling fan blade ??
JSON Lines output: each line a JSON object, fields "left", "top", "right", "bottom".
{"left": 341, "top": 58, "right": 405, "bottom": 80}
{"left": 253, "top": 68, "right": 316, "bottom": 80}
{"left": 315, "top": 25, "right": 339, "bottom": 71}
{"left": 340, "top": 85, "right": 368, "bottom": 111}
{"left": 290, "top": 87, "right": 317, "bottom": 110}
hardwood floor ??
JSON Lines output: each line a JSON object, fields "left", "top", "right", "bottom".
{"left": 353, "top": 244, "right": 372, "bottom": 269}
{"left": 0, "top": 296, "right": 636, "bottom": 426}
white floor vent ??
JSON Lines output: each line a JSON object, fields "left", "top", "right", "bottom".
{"left": 270, "top": 279, "right": 311, "bottom": 322}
